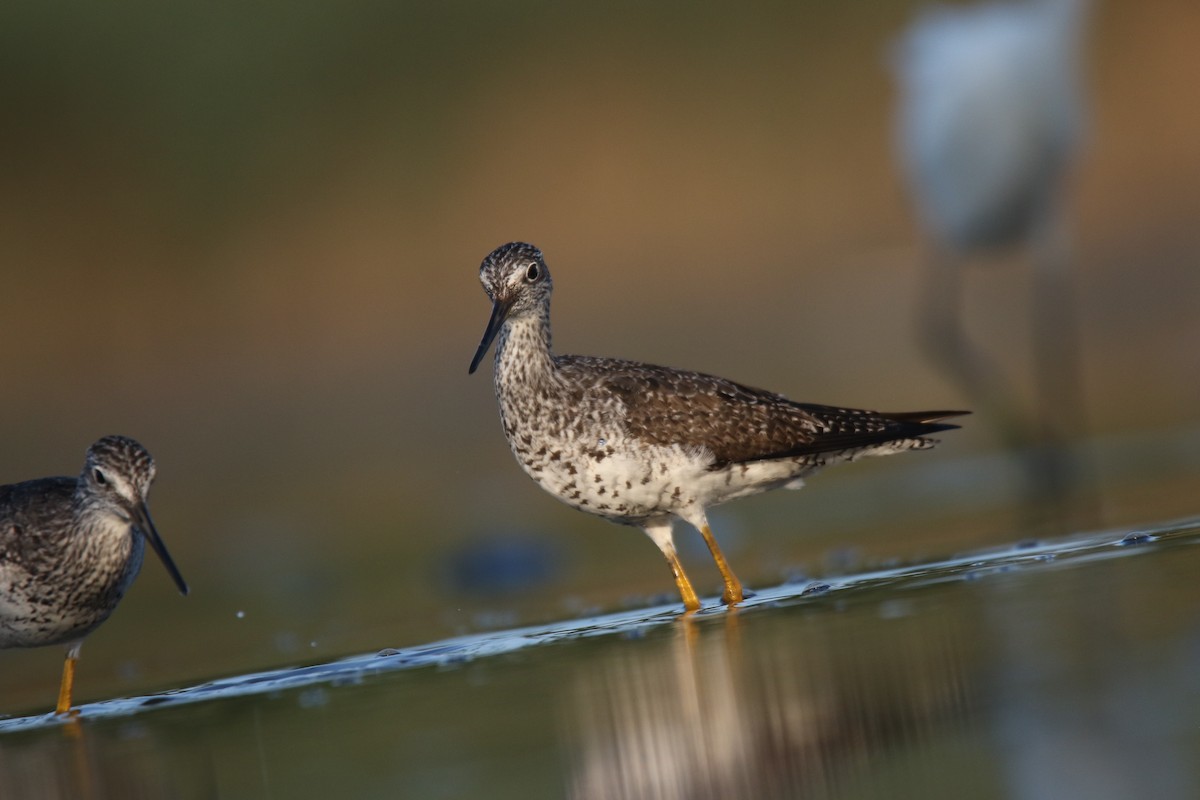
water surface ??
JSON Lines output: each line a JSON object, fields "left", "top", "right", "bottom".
{"left": 2, "top": 517, "right": 1197, "bottom": 799}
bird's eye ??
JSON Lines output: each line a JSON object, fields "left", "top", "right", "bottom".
{"left": 525, "top": 262, "right": 540, "bottom": 282}
{"left": 93, "top": 468, "right": 107, "bottom": 485}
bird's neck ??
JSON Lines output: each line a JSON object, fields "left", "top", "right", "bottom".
{"left": 494, "top": 308, "right": 556, "bottom": 390}
{"left": 69, "top": 499, "right": 143, "bottom": 590}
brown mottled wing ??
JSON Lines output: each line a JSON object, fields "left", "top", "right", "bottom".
{"left": 556, "top": 356, "right": 964, "bottom": 467}
{"left": 0, "top": 478, "right": 76, "bottom": 572}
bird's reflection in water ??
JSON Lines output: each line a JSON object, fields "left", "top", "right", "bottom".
{"left": 0, "top": 718, "right": 184, "bottom": 800}
{"left": 566, "top": 605, "right": 976, "bottom": 799}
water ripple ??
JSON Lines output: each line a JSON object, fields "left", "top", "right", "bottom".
{"left": 2, "top": 516, "right": 1196, "bottom": 735}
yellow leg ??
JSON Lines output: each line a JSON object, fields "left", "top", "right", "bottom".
{"left": 662, "top": 547, "right": 701, "bottom": 612}
{"left": 56, "top": 647, "right": 80, "bottom": 715}
{"left": 645, "top": 520, "right": 701, "bottom": 611}
{"left": 699, "top": 524, "right": 744, "bottom": 606}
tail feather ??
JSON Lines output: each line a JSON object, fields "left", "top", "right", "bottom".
{"left": 881, "top": 410, "right": 971, "bottom": 426}
{"left": 736, "top": 409, "right": 969, "bottom": 462}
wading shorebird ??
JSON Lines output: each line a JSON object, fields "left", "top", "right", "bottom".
{"left": 891, "top": 0, "right": 1091, "bottom": 525}
{"left": 0, "top": 436, "right": 188, "bottom": 714}
{"left": 469, "top": 242, "right": 965, "bottom": 611}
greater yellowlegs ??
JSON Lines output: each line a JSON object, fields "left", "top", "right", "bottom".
{"left": 0, "top": 436, "right": 188, "bottom": 714}
{"left": 469, "top": 242, "right": 965, "bottom": 611}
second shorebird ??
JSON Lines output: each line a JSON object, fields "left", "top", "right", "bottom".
{"left": 0, "top": 436, "right": 188, "bottom": 714}
{"left": 469, "top": 242, "right": 965, "bottom": 611}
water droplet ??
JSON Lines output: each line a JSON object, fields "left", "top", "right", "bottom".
{"left": 597, "top": 438, "right": 607, "bottom": 447}
{"left": 235, "top": 610, "right": 246, "bottom": 620}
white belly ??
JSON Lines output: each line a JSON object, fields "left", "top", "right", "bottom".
{"left": 515, "top": 435, "right": 815, "bottom": 524}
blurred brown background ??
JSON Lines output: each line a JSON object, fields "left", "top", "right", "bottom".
{"left": 0, "top": 1, "right": 1196, "bottom": 711}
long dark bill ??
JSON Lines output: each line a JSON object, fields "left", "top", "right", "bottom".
{"left": 468, "top": 297, "right": 512, "bottom": 375}
{"left": 134, "top": 502, "right": 190, "bottom": 596}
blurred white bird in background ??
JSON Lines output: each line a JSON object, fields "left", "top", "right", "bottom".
{"left": 891, "top": 0, "right": 1094, "bottom": 531}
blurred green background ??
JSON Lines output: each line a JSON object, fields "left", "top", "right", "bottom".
{"left": 0, "top": 0, "right": 1197, "bottom": 713}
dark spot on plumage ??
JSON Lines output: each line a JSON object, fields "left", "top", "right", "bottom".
{"left": 625, "top": 480, "right": 632, "bottom": 490}
{"left": 566, "top": 464, "right": 577, "bottom": 475}
{"left": 598, "top": 487, "right": 606, "bottom": 496}
{"left": 593, "top": 474, "right": 602, "bottom": 483}
{"left": 550, "top": 451, "right": 561, "bottom": 461}
{"left": 535, "top": 446, "right": 547, "bottom": 457}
